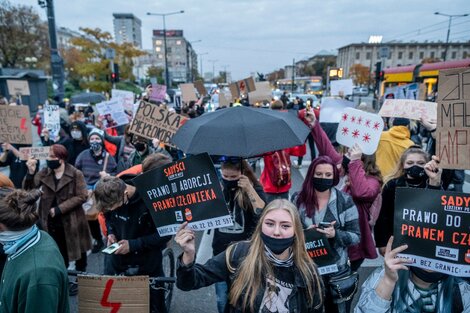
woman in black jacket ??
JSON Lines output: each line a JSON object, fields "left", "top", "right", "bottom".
{"left": 175, "top": 199, "right": 324, "bottom": 313}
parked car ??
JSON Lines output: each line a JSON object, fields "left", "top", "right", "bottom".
{"left": 353, "top": 87, "right": 369, "bottom": 96}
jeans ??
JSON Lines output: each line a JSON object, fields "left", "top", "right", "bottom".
{"left": 215, "top": 281, "right": 228, "bottom": 313}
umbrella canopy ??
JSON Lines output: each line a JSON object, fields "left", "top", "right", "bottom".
{"left": 172, "top": 106, "right": 310, "bottom": 158}
{"left": 71, "top": 92, "right": 106, "bottom": 104}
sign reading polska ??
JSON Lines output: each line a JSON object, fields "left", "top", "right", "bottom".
{"left": 133, "top": 153, "right": 232, "bottom": 236}
{"left": 304, "top": 230, "right": 338, "bottom": 275}
{"left": 393, "top": 188, "right": 470, "bottom": 277}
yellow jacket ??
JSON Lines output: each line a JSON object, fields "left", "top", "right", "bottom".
{"left": 376, "top": 126, "right": 414, "bottom": 178}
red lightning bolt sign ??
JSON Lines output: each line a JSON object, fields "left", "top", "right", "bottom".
{"left": 20, "top": 118, "right": 28, "bottom": 132}
{"left": 101, "top": 279, "right": 122, "bottom": 313}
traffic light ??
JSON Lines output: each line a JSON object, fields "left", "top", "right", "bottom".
{"left": 374, "top": 62, "right": 382, "bottom": 81}
{"left": 112, "top": 63, "right": 120, "bottom": 83}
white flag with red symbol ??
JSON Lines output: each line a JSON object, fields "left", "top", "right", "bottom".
{"left": 336, "top": 108, "right": 384, "bottom": 155}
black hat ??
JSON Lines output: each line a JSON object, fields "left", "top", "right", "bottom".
{"left": 392, "top": 117, "right": 410, "bottom": 127}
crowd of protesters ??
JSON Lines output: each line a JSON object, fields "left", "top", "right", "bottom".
{"left": 0, "top": 86, "right": 469, "bottom": 313}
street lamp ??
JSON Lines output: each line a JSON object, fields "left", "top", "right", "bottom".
{"left": 199, "top": 52, "right": 208, "bottom": 80}
{"left": 147, "top": 10, "right": 185, "bottom": 89}
{"left": 434, "top": 12, "right": 469, "bottom": 61}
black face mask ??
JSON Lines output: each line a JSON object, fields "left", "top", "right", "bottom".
{"left": 405, "top": 165, "right": 427, "bottom": 179}
{"left": 312, "top": 177, "right": 334, "bottom": 192}
{"left": 90, "top": 142, "right": 102, "bottom": 153}
{"left": 410, "top": 266, "right": 448, "bottom": 284}
{"left": 134, "top": 142, "right": 147, "bottom": 152}
{"left": 260, "top": 232, "right": 294, "bottom": 254}
{"left": 342, "top": 155, "right": 351, "bottom": 174}
{"left": 47, "top": 159, "right": 61, "bottom": 170}
{"left": 222, "top": 178, "right": 238, "bottom": 190}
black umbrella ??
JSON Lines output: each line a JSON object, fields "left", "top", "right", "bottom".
{"left": 71, "top": 92, "right": 106, "bottom": 104}
{"left": 172, "top": 106, "right": 310, "bottom": 158}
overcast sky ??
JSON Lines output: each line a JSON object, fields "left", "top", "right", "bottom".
{"left": 15, "top": 0, "right": 470, "bottom": 79}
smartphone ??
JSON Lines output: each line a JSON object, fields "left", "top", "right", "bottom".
{"left": 102, "top": 243, "right": 121, "bottom": 254}
{"left": 318, "top": 222, "right": 332, "bottom": 229}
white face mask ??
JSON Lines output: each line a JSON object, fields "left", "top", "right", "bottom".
{"left": 71, "top": 130, "right": 83, "bottom": 140}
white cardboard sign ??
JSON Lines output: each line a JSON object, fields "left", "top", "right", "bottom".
{"left": 44, "top": 104, "right": 60, "bottom": 140}
{"left": 336, "top": 108, "right": 384, "bottom": 155}
{"left": 96, "top": 99, "right": 129, "bottom": 129}
{"left": 319, "top": 98, "right": 356, "bottom": 123}
{"left": 330, "top": 79, "right": 353, "bottom": 96}
{"left": 379, "top": 99, "right": 437, "bottom": 121}
{"left": 112, "top": 89, "right": 134, "bottom": 112}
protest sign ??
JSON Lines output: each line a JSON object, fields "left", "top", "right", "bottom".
{"left": 304, "top": 230, "right": 338, "bottom": 275}
{"left": 19, "top": 146, "right": 50, "bottom": 160}
{"left": 379, "top": 99, "right": 437, "bottom": 121}
{"left": 112, "top": 89, "right": 134, "bottom": 112}
{"left": 336, "top": 108, "right": 384, "bottom": 155}
{"left": 393, "top": 188, "right": 470, "bottom": 277}
{"left": 133, "top": 153, "right": 233, "bottom": 236}
{"left": 194, "top": 80, "right": 207, "bottom": 96}
{"left": 44, "top": 104, "right": 60, "bottom": 140}
{"left": 330, "top": 79, "right": 353, "bottom": 96}
{"left": 78, "top": 275, "right": 149, "bottom": 312}
{"left": 384, "top": 82, "right": 421, "bottom": 100}
{"left": 0, "top": 106, "right": 32, "bottom": 144}
{"left": 150, "top": 84, "right": 167, "bottom": 102}
{"left": 248, "top": 82, "right": 272, "bottom": 104}
{"left": 96, "top": 99, "right": 129, "bottom": 129}
{"left": 6, "top": 80, "right": 30, "bottom": 96}
{"left": 318, "top": 97, "right": 355, "bottom": 123}
{"left": 436, "top": 67, "right": 470, "bottom": 169}
{"left": 129, "top": 101, "right": 188, "bottom": 145}
{"left": 219, "top": 90, "right": 232, "bottom": 107}
{"left": 230, "top": 77, "right": 256, "bottom": 98}
{"left": 180, "top": 83, "right": 198, "bottom": 103}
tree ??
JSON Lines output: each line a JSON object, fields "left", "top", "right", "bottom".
{"left": 0, "top": 0, "right": 49, "bottom": 69}
{"left": 349, "top": 64, "right": 372, "bottom": 86}
{"left": 146, "top": 66, "right": 165, "bottom": 85}
{"left": 67, "top": 27, "right": 146, "bottom": 92}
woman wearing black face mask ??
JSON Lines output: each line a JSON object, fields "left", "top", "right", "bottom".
{"left": 375, "top": 147, "right": 442, "bottom": 256}
{"left": 356, "top": 236, "right": 469, "bottom": 313}
{"left": 23, "top": 144, "right": 92, "bottom": 290}
{"left": 211, "top": 159, "right": 266, "bottom": 313}
{"left": 294, "top": 155, "right": 360, "bottom": 313}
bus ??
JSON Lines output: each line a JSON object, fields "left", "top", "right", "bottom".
{"left": 276, "top": 76, "right": 323, "bottom": 96}
{"left": 381, "top": 59, "right": 470, "bottom": 99}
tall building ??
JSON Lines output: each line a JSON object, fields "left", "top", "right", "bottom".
{"left": 152, "top": 29, "right": 198, "bottom": 84}
{"left": 337, "top": 41, "right": 470, "bottom": 77}
{"left": 113, "top": 13, "right": 142, "bottom": 48}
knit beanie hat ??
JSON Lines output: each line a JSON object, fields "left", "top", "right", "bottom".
{"left": 88, "top": 128, "right": 104, "bottom": 142}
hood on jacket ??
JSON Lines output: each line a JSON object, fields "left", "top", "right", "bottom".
{"left": 71, "top": 120, "right": 90, "bottom": 143}
{"left": 388, "top": 125, "right": 411, "bottom": 140}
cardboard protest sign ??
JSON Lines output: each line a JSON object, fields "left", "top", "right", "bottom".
{"left": 230, "top": 77, "right": 256, "bottom": 98}
{"left": 0, "top": 106, "right": 32, "bottom": 144}
{"left": 44, "top": 104, "right": 60, "bottom": 140}
{"left": 78, "top": 275, "right": 149, "bottom": 312}
{"left": 180, "top": 83, "right": 198, "bottom": 103}
{"left": 96, "top": 99, "right": 129, "bottom": 129}
{"left": 318, "top": 97, "right": 355, "bottom": 123}
{"left": 129, "top": 101, "right": 188, "bottom": 145}
{"left": 436, "top": 67, "right": 470, "bottom": 169}
{"left": 393, "top": 188, "right": 470, "bottom": 277}
{"left": 6, "top": 80, "right": 30, "bottom": 96}
{"left": 336, "top": 108, "right": 384, "bottom": 155}
{"left": 133, "top": 153, "right": 233, "bottom": 236}
{"left": 248, "top": 81, "right": 272, "bottom": 104}
{"left": 150, "top": 84, "right": 167, "bottom": 102}
{"left": 112, "top": 89, "right": 134, "bottom": 112}
{"left": 330, "top": 79, "right": 353, "bottom": 96}
{"left": 194, "top": 80, "right": 207, "bottom": 96}
{"left": 304, "top": 230, "right": 338, "bottom": 275}
{"left": 379, "top": 99, "right": 437, "bottom": 121}
{"left": 219, "top": 90, "right": 232, "bottom": 107}
{"left": 19, "top": 146, "right": 50, "bottom": 160}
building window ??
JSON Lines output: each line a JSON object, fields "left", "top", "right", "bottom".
{"left": 452, "top": 51, "right": 457, "bottom": 59}
{"left": 155, "top": 40, "right": 162, "bottom": 45}
{"left": 176, "top": 40, "right": 182, "bottom": 45}
{"left": 419, "top": 51, "right": 424, "bottom": 59}
{"left": 430, "top": 51, "right": 435, "bottom": 58}
{"left": 366, "top": 52, "right": 371, "bottom": 60}
{"left": 409, "top": 52, "right": 413, "bottom": 59}
{"left": 355, "top": 52, "right": 360, "bottom": 60}
{"left": 398, "top": 52, "right": 403, "bottom": 59}
{"left": 155, "top": 47, "right": 161, "bottom": 52}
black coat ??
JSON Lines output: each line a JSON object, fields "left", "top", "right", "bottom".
{"left": 177, "top": 241, "right": 324, "bottom": 313}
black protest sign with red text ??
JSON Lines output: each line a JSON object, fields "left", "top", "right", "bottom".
{"left": 304, "top": 230, "right": 338, "bottom": 275}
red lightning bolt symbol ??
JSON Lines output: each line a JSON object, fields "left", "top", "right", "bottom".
{"left": 101, "top": 279, "right": 122, "bottom": 313}
{"left": 20, "top": 118, "right": 27, "bottom": 132}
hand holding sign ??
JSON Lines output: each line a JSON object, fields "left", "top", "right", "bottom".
{"left": 424, "top": 155, "right": 442, "bottom": 186}
{"left": 347, "top": 143, "right": 363, "bottom": 161}
{"left": 26, "top": 158, "right": 38, "bottom": 175}
{"left": 384, "top": 237, "right": 411, "bottom": 283}
{"left": 175, "top": 222, "right": 196, "bottom": 265}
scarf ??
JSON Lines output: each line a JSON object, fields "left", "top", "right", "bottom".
{"left": 264, "top": 245, "right": 294, "bottom": 268}
{"left": 0, "top": 225, "right": 39, "bottom": 255}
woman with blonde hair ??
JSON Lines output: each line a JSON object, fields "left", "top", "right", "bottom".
{"left": 374, "top": 146, "right": 442, "bottom": 255}
{"left": 176, "top": 199, "right": 324, "bottom": 313}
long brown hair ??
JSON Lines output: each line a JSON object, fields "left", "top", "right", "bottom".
{"left": 228, "top": 199, "right": 323, "bottom": 311}
{"left": 221, "top": 160, "right": 262, "bottom": 211}
{"left": 384, "top": 146, "right": 429, "bottom": 185}
{"left": 361, "top": 153, "right": 383, "bottom": 185}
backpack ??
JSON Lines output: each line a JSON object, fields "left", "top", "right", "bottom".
{"left": 269, "top": 150, "right": 291, "bottom": 187}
